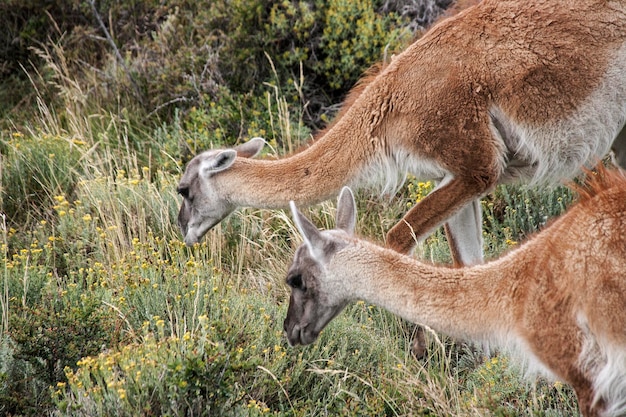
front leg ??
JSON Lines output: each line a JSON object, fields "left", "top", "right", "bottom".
{"left": 386, "top": 173, "right": 495, "bottom": 255}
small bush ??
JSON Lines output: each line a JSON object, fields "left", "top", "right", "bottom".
{"left": 54, "top": 316, "right": 259, "bottom": 417}
{"left": 1, "top": 239, "right": 119, "bottom": 414}
{"left": 482, "top": 184, "right": 573, "bottom": 256}
{"left": 0, "top": 132, "right": 83, "bottom": 228}
{"left": 314, "top": 0, "right": 409, "bottom": 91}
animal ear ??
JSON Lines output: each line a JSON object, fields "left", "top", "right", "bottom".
{"left": 199, "top": 149, "right": 237, "bottom": 178}
{"left": 234, "top": 137, "right": 265, "bottom": 158}
{"left": 335, "top": 187, "right": 356, "bottom": 235}
{"left": 290, "top": 201, "right": 325, "bottom": 259}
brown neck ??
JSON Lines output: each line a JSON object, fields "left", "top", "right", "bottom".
{"left": 222, "top": 121, "right": 375, "bottom": 208}
{"left": 342, "top": 242, "right": 522, "bottom": 341}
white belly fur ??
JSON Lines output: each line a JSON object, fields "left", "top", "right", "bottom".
{"left": 496, "top": 42, "right": 626, "bottom": 185}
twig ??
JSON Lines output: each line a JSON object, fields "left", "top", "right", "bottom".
{"left": 88, "top": 0, "right": 146, "bottom": 107}
{"left": 147, "top": 96, "right": 190, "bottom": 117}
{"left": 257, "top": 365, "right": 295, "bottom": 412}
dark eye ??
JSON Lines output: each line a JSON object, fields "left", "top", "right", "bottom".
{"left": 177, "top": 185, "right": 190, "bottom": 199}
{"left": 287, "top": 273, "right": 305, "bottom": 290}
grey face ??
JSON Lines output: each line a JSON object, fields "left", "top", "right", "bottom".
{"left": 176, "top": 150, "right": 237, "bottom": 246}
{"left": 176, "top": 138, "right": 266, "bottom": 246}
{"left": 283, "top": 188, "right": 357, "bottom": 346}
{"left": 283, "top": 245, "right": 349, "bottom": 346}
{"left": 176, "top": 187, "right": 235, "bottom": 246}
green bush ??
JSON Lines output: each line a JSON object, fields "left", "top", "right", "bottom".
{"left": 53, "top": 316, "right": 260, "bottom": 417}
{"left": 314, "top": 0, "right": 408, "bottom": 91}
{"left": 0, "top": 2, "right": 585, "bottom": 416}
{"left": 482, "top": 184, "right": 573, "bottom": 256}
{"left": 0, "top": 235, "right": 119, "bottom": 414}
{"left": 0, "top": 132, "right": 83, "bottom": 229}
{"left": 2, "top": 0, "right": 411, "bottom": 130}
{"left": 51, "top": 280, "right": 417, "bottom": 416}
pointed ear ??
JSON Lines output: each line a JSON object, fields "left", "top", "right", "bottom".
{"left": 290, "top": 201, "right": 325, "bottom": 258}
{"left": 199, "top": 149, "right": 237, "bottom": 178}
{"left": 335, "top": 187, "right": 356, "bottom": 235}
{"left": 234, "top": 137, "right": 265, "bottom": 158}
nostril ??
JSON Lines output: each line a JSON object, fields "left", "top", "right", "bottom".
{"left": 177, "top": 185, "right": 189, "bottom": 199}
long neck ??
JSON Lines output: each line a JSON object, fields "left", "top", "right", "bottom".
{"left": 223, "top": 123, "right": 372, "bottom": 208}
{"left": 339, "top": 243, "right": 521, "bottom": 342}
{"left": 221, "top": 79, "right": 394, "bottom": 208}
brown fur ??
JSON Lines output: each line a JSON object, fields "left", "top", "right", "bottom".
{"left": 285, "top": 165, "right": 626, "bottom": 416}
{"left": 177, "top": 0, "right": 626, "bottom": 268}
{"left": 575, "top": 166, "right": 626, "bottom": 204}
{"left": 317, "top": 0, "right": 482, "bottom": 139}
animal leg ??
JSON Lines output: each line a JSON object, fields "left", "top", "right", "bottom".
{"left": 574, "top": 381, "right": 604, "bottom": 417}
{"left": 443, "top": 198, "right": 484, "bottom": 266}
{"left": 386, "top": 174, "right": 496, "bottom": 254}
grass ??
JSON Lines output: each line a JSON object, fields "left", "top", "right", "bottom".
{"left": 0, "top": 131, "right": 580, "bottom": 415}
{"left": 0, "top": 38, "right": 581, "bottom": 417}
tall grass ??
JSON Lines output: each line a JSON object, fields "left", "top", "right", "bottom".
{"left": 1, "top": 35, "right": 581, "bottom": 417}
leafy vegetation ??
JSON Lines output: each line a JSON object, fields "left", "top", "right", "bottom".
{"left": 1, "top": 1, "right": 580, "bottom": 416}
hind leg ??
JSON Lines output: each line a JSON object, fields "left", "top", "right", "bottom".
{"left": 574, "top": 381, "right": 605, "bottom": 417}
{"left": 443, "top": 198, "right": 484, "bottom": 266}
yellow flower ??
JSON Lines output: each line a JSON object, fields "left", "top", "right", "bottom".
{"left": 117, "top": 388, "right": 126, "bottom": 400}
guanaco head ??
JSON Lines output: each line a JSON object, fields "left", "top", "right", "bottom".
{"left": 176, "top": 137, "right": 265, "bottom": 246}
{"left": 284, "top": 187, "right": 357, "bottom": 346}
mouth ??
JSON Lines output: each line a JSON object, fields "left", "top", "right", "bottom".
{"left": 285, "top": 323, "right": 318, "bottom": 346}
{"left": 182, "top": 219, "right": 221, "bottom": 246}
{"left": 183, "top": 233, "right": 200, "bottom": 246}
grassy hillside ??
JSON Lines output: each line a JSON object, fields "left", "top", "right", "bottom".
{"left": 0, "top": 1, "right": 581, "bottom": 416}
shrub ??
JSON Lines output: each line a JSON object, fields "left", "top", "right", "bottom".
{"left": 313, "top": 0, "right": 408, "bottom": 91}
{"left": 0, "top": 132, "right": 83, "bottom": 229}
{"left": 1, "top": 235, "right": 119, "bottom": 414}
{"left": 482, "top": 184, "right": 573, "bottom": 256}
{"left": 54, "top": 316, "right": 259, "bottom": 417}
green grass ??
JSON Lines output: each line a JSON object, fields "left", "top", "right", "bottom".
{"left": 0, "top": 27, "right": 580, "bottom": 416}
{"left": 0, "top": 126, "right": 580, "bottom": 415}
